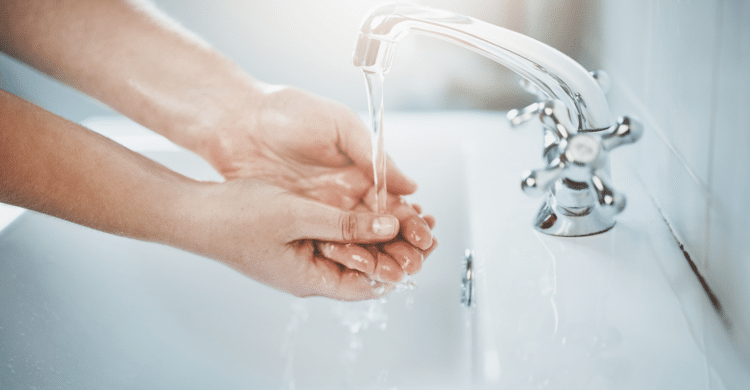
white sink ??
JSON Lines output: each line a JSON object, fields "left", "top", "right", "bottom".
{"left": 0, "top": 115, "right": 474, "bottom": 389}
{"left": 1, "top": 112, "right": 748, "bottom": 389}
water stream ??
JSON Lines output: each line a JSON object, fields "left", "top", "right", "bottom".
{"left": 363, "top": 69, "right": 418, "bottom": 294}
{"left": 279, "top": 69, "right": 416, "bottom": 390}
{"left": 363, "top": 71, "right": 387, "bottom": 214}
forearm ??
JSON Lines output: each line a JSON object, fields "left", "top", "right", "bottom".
{"left": 0, "top": 89, "right": 199, "bottom": 245}
{"left": 0, "top": 0, "right": 261, "bottom": 156}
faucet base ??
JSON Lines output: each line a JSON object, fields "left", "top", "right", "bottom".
{"left": 533, "top": 193, "right": 616, "bottom": 237}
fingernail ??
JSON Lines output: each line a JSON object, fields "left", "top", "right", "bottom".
{"left": 372, "top": 216, "right": 398, "bottom": 236}
{"left": 406, "top": 217, "right": 433, "bottom": 250}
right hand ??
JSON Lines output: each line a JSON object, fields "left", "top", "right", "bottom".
{"left": 179, "top": 179, "right": 428, "bottom": 301}
{"left": 194, "top": 86, "right": 437, "bottom": 284}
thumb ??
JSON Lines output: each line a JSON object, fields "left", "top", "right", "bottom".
{"left": 291, "top": 196, "right": 399, "bottom": 243}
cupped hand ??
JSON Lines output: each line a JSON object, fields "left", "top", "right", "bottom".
{"left": 182, "top": 179, "right": 413, "bottom": 301}
{"left": 196, "top": 85, "right": 437, "bottom": 289}
{"left": 201, "top": 85, "right": 417, "bottom": 211}
{"left": 316, "top": 187, "right": 438, "bottom": 285}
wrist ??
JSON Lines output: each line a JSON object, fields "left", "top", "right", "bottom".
{"left": 160, "top": 179, "right": 222, "bottom": 254}
{"left": 185, "top": 78, "right": 271, "bottom": 176}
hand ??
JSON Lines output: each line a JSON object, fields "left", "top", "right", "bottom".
{"left": 197, "top": 86, "right": 436, "bottom": 279}
{"left": 200, "top": 85, "right": 419, "bottom": 210}
{"left": 181, "top": 179, "right": 411, "bottom": 301}
{"left": 317, "top": 188, "right": 439, "bottom": 284}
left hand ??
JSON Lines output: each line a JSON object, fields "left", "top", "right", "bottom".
{"left": 200, "top": 85, "right": 418, "bottom": 211}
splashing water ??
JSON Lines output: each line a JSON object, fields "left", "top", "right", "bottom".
{"left": 280, "top": 300, "right": 309, "bottom": 390}
{"left": 363, "top": 71, "right": 387, "bottom": 214}
{"left": 332, "top": 299, "right": 389, "bottom": 335}
{"left": 394, "top": 274, "right": 417, "bottom": 293}
{"left": 534, "top": 231, "right": 559, "bottom": 337}
{"left": 332, "top": 299, "right": 390, "bottom": 388}
{"left": 367, "top": 274, "right": 418, "bottom": 299}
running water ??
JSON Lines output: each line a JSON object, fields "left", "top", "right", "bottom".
{"left": 280, "top": 300, "right": 309, "bottom": 390}
{"left": 363, "top": 70, "right": 419, "bottom": 295}
{"left": 363, "top": 71, "right": 387, "bottom": 214}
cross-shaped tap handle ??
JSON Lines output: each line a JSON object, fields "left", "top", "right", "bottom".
{"left": 520, "top": 99, "right": 643, "bottom": 220}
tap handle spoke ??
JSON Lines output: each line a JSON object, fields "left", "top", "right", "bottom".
{"left": 590, "top": 171, "right": 626, "bottom": 217}
{"left": 521, "top": 163, "right": 566, "bottom": 197}
{"left": 506, "top": 78, "right": 548, "bottom": 128}
{"left": 601, "top": 116, "right": 644, "bottom": 151}
{"left": 507, "top": 102, "right": 543, "bottom": 127}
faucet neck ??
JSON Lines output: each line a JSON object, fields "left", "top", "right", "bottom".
{"left": 353, "top": 3, "right": 612, "bottom": 131}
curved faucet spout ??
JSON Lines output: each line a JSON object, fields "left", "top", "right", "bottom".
{"left": 353, "top": 3, "right": 612, "bottom": 131}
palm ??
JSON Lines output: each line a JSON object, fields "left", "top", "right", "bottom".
{"left": 204, "top": 86, "right": 434, "bottom": 282}
{"left": 211, "top": 87, "right": 374, "bottom": 210}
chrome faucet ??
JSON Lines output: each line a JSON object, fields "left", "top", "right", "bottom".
{"left": 353, "top": 3, "right": 643, "bottom": 237}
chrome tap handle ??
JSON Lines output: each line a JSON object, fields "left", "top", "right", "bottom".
{"left": 506, "top": 78, "right": 547, "bottom": 128}
{"left": 590, "top": 170, "right": 626, "bottom": 217}
{"left": 521, "top": 163, "right": 566, "bottom": 197}
{"left": 600, "top": 116, "right": 643, "bottom": 151}
{"left": 507, "top": 102, "right": 543, "bottom": 127}
{"left": 519, "top": 98, "right": 643, "bottom": 235}
{"left": 521, "top": 116, "right": 642, "bottom": 197}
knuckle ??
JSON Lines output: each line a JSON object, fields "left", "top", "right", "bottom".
{"left": 340, "top": 212, "right": 358, "bottom": 242}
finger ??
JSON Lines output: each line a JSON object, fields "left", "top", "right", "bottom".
{"left": 291, "top": 195, "right": 399, "bottom": 243}
{"left": 307, "top": 255, "right": 394, "bottom": 301}
{"left": 371, "top": 250, "right": 405, "bottom": 283}
{"left": 381, "top": 241, "right": 423, "bottom": 275}
{"left": 389, "top": 199, "right": 433, "bottom": 250}
{"left": 423, "top": 237, "right": 439, "bottom": 259}
{"left": 317, "top": 242, "right": 375, "bottom": 274}
{"left": 411, "top": 203, "right": 422, "bottom": 214}
{"left": 423, "top": 214, "right": 436, "bottom": 229}
{"left": 354, "top": 194, "right": 433, "bottom": 250}
{"left": 335, "top": 108, "right": 418, "bottom": 195}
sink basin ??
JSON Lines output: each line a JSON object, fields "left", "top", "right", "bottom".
{"left": 0, "top": 115, "right": 474, "bottom": 389}
{"left": 2, "top": 112, "right": 749, "bottom": 389}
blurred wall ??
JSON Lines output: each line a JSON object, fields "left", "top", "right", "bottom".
{"left": 0, "top": 0, "right": 597, "bottom": 121}
{"left": 598, "top": 0, "right": 750, "bottom": 370}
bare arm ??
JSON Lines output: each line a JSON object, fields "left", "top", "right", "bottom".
{"left": 0, "top": 0, "right": 253, "bottom": 154}
{"left": 0, "top": 0, "right": 425, "bottom": 224}
{"left": 0, "top": 89, "right": 402, "bottom": 300}
{"left": 0, "top": 0, "right": 436, "bottom": 298}
{"left": 0, "top": 88, "right": 192, "bottom": 243}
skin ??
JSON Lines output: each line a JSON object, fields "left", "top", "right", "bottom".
{"left": 0, "top": 0, "right": 436, "bottom": 300}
